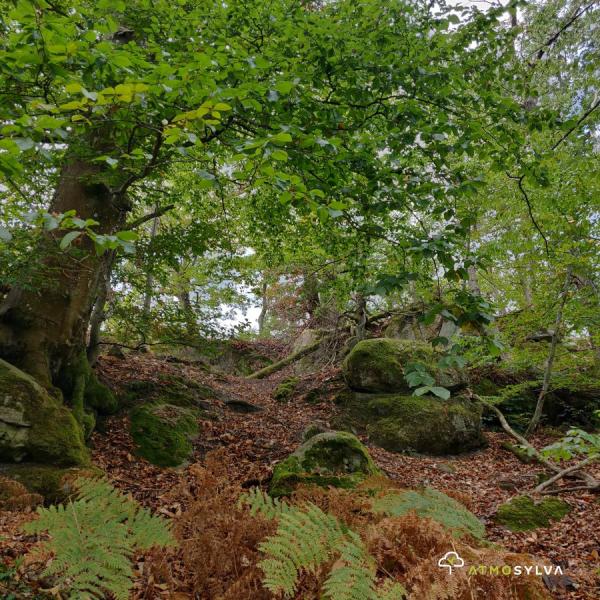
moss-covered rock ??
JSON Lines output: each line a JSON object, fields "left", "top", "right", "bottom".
{"left": 343, "top": 338, "right": 463, "bottom": 393}
{"left": 269, "top": 431, "right": 380, "bottom": 496}
{"left": 84, "top": 373, "right": 118, "bottom": 415}
{"left": 0, "top": 359, "right": 89, "bottom": 466}
{"left": 273, "top": 376, "right": 299, "bottom": 402}
{"left": 129, "top": 403, "right": 199, "bottom": 467}
{"left": 336, "top": 392, "right": 486, "bottom": 455}
{"left": 122, "top": 375, "right": 218, "bottom": 412}
{"left": 302, "top": 421, "right": 329, "bottom": 441}
{"left": 495, "top": 495, "right": 571, "bottom": 531}
{"left": 1, "top": 463, "right": 103, "bottom": 504}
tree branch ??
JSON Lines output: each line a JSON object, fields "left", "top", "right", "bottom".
{"left": 125, "top": 204, "right": 174, "bottom": 230}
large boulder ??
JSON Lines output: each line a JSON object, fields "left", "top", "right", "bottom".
{"left": 336, "top": 392, "right": 486, "bottom": 455}
{"left": 269, "top": 431, "right": 380, "bottom": 496}
{"left": 343, "top": 338, "right": 463, "bottom": 393}
{"left": 129, "top": 402, "right": 199, "bottom": 467}
{"left": 0, "top": 359, "right": 88, "bottom": 466}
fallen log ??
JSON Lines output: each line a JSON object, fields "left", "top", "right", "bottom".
{"left": 247, "top": 338, "right": 324, "bottom": 379}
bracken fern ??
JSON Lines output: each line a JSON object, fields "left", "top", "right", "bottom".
{"left": 242, "top": 489, "right": 398, "bottom": 600}
{"left": 371, "top": 488, "right": 485, "bottom": 539}
{"left": 23, "top": 477, "right": 174, "bottom": 600}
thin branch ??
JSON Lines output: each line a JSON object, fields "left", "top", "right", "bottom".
{"left": 506, "top": 173, "right": 550, "bottom": 256}
{"left": 534, "top": 455, "right": 599, "bottom": 494}
{"left": 551, "top": 96, "right": 600, "bottom": 151}
{"left": 125, "top": 204, "right": 174, "bottom": 230}
{"left": 528, "top": 1, "right": 598, "bottom": 67}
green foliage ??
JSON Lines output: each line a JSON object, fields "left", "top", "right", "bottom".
{"left": 23, "top": 477, "right": 174, "bottom": 600}
{"left": 241, "top": 487, "right": 468, "bottom": 598}
{"left": 242, "top": 490, "right": 382, "bottom": 599}
{"left": 541, "top": 428, "right": 600, "bottom": 461}
{"left": 371, "top": 488, "right": 485, "bottom": 539}
{"left": 240, "top": 486, "right": 292, "bottom": 519}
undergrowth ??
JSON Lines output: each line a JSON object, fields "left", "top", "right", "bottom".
{"left": 170, "top": 452, "right": 551, "bottom": 600}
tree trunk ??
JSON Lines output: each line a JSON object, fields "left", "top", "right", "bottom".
{"left": 87, "top": 253, "right": 115, "bottom": 366}
{"left": 258, "top": 280, "right": 268, "bottom": 335}
{"left": 0, "top": 159, "right": 128, "bottom": 391}
{"left": 142, "top": 203, "right": 160, "bottom": 321}
{"left": 526, "top": 267, "right": 572, "bottom": 436}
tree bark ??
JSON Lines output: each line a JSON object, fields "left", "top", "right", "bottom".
{"left": 0, "top": 159, "right": 129, "bottom": 390}
{"left": 87, "top": 252, "right": 115, "bottom": 366}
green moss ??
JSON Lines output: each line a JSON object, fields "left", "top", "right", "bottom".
{"left": 85, "top": 374, "right": 118, "bottom": 415}
{"left": 129, "top": 403, "right": 199, "bottom": 467}
{"left": 336, "top": 392, "right": 485, "bottom": 455}
{"left": 124, "top": 375, "right": 218, "bottom": 410}
{"left": 0, "top": 359, "right": 89, "bottom": 466}
{"left": 273, "top": 376, "right": 299, "bottom": 402}
{"left": 81, "top": 410, "right": 96, "bottom": 439}
{"left": 473, "top": 377, "right": 501, "bottom": 397}
{"left": 343, "top": 338, "right": 462, "bottom": 393}
{"left": 495, "top": 495, "right": 571, "bottom": 531}
{"left": 4, "top": 464, "right": 103, "bottom": 504}
{"left": 269, "top": 431, "right": 380, "bottom": 497}
{"left": 500, "top": 441, "right": 536, "bottom": 464}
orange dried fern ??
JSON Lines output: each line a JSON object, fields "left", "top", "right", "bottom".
{"left": 0, "top": 476, "right": 43, "bottom": 511}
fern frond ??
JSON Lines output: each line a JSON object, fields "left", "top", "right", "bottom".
{"left": 377, "top": 579, "right": 408, "bottom": 600}
{"left": 322, "top": 532, "right": 376, "bottom": 600}
{"left": 239, "top": 487, "right": 292, "bottom": 519}
{"left": 23, "top": 477, "right": 174, "bottom": 599}
{"left": 371, "top": 488, "right": 485, "bottom": 539}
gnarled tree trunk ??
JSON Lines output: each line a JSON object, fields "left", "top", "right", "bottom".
{"left": 0, "top": 159, "right": 128, "bottom": 393}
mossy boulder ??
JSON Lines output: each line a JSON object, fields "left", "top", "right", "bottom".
{"left": 1, "top": 463, "right": 103, "bottom": 504}
{"left": 0, "top": 359, "right": 89, "bottom": 466}
{"left": 336, "top": 392, "right": 485, "bottom": 455}
{"left": 343, "top": 338, "right": 463, "bottom": 393}
{"left": 84, "top": 374, "right": 118, "bottom": 415}
{"left": 129, "top": 403, "right": 199, "bottom": 467}
{"left": 269, "top": 431, "right": 380, "bottom": 497}
{"left": 495, "top": 495, "right": 571, "bottom": 531}
{"left": 273, "top": 376, "right": 299, "bottom": 402}
{"left": 122, "top": 374, "right": 218, "bottom": 412}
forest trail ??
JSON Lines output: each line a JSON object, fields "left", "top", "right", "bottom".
{"left": 81, "top": 354, "right": 600, "bottom": 599}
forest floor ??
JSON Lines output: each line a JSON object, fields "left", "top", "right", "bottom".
{"left": 1, "top": 353, "right": 599, "bottom": 599}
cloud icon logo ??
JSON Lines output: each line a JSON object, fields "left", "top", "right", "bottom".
{"left": 438, "top": 551, "right": 465, "bottom": 574}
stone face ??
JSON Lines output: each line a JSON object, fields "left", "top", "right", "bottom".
{"left": 0, "top": 359, "right": 88, "bottom": 466}
{"left": 269, "top": 431, "right": 380, "bottom": 496}
{"left": 495, "top": 495, "right": 571, "bottom": 531}
{"left": 343, "top": 338, "right": 463, "bottom": 394}
{"left": 336, "top": 392, "right": 486, "bottom": 455}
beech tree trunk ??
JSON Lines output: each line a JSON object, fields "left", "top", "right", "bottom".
{"left": 0, "top": 159, "right": 129, "bottom": 391}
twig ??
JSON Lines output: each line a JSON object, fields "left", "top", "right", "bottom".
{"left": 534, "top": 455, "right": 599, "bottom": 494}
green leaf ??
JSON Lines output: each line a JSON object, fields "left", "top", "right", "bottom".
{"left": 59, "top": 231, "right": 82, "bottom": 250}
{"left": 116, "top": 230, "right": 138, "bottom": 242}
{"left": 430, "top": 387, "right": 451, "bottom": 400}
